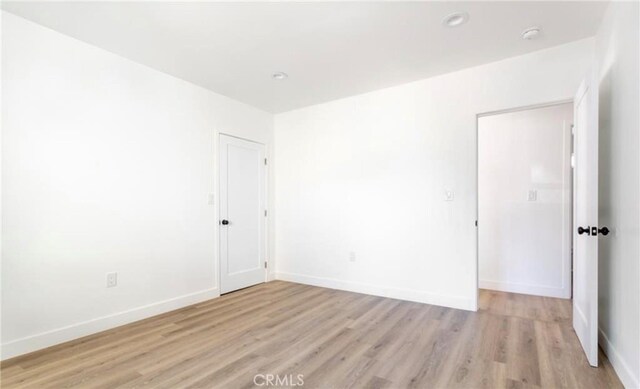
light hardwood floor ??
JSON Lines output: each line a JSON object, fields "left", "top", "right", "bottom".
{"left": 1, "top": 281, "right": 622, "bottom": 388}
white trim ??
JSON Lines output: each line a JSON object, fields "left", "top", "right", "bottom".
{"left": 479, "top": 280, "right": 571, "bottom": 299}
{"left": 477, "top": 99, "right": 574, "bottom": 118}
{"left": 599, "top": 329, "right": 639, "bottom": 389}
{"left": 1, "top": 288, "right": 219, "bottom": 361}
{"left": 275, "top": 272, "right": 475, "bottom": 311}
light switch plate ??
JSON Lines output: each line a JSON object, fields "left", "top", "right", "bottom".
{"left": 444, "top": 190, "right": 454, "bottom": 201}
{"left": 528, "top": 190, "right": 537, "bottom": 202}
{"left": 106, "top": 272, "right": 118, "bottom": 288}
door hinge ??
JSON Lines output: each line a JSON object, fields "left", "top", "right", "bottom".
{"left": 264, "top": 210, "right": 267, "bottom": 217}
{"left": 264, "top": 261, "right": 268, "bottom": 269}
{"left": 264, "top": 158, "right": 267, "bottom": 165}
{"left": 475, "top": 220, "right": 478, "bottom": 227}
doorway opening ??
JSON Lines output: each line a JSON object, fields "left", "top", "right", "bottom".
{"left": 477, "top": 102, "right": 574, "bottom": 301}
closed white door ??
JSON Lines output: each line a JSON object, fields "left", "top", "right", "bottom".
{"left": 219, "top": 134, "right": 266, "bottom": 294}
{"left": 572, "top": 72, "right": 600, "bottom": 367}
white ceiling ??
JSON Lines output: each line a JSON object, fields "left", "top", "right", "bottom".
{"left": 2, "top": 1, "right": 608, "bottom": 113}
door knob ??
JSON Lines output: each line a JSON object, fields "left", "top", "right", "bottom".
{"left": 221, "top": 219, "right": 229, "bottom": 225}
{"left": 598, "top": 226, "right": 610, "bottom": 236}
{"left": 577, "top": 226, "right": 590, "bottom": 235}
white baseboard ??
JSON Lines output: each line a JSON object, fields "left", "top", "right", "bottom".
{"left": 1, "top": 287, "right": 220, "bottom": 361}
{"left": 275, "top": 272, "right": 475, "bottom": 311}
{"left": 599, "top": 329, "right": 639, "bottom": 389}
{"left": 479, "top": 279, "right": 570, "bottom": 299}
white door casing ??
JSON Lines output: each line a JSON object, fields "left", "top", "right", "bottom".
{"left": 572, "top": 71, "right": 599, "bottom": 367}
{"left": 219, "top": 134, "right": 266, "bottom": 294}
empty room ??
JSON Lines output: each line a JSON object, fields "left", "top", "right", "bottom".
{"left": 1, "top": 1, "right": 638, "bottom": 388}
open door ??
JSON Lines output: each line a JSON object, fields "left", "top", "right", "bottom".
{"left": 572, "top": 71, "right": 599, "bottom": 367}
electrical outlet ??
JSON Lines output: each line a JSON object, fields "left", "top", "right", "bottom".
{"left": 106, "top": 272, "right": 118, "bottom": 288}
{"left": 349, "top": 252, "right": 356, "bottom": 262}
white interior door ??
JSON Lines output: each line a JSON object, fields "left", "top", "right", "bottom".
{"left": 572, "top": 72, "right": 599, "bottom": 367}
{"left": 219, "top": 134, "right": 266, "bottom": 294}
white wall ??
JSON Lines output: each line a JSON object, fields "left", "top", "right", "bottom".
{"left": 595, "top": 2, "right": 640, "bottom": 387}
{"left": 1, "top": 12, "right": 273, "bottom": 359}
{"left": 274, "top": 39, "right": 593, "bottom": 311}
{"left": 479, "top": 103, "right": 573, "bottom": 298}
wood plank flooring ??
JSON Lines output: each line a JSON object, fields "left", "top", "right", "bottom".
{"left": 1, "top": 281, "right": 622, "bottom": 388}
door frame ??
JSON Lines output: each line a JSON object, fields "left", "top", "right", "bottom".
{"left": 217, "top": 133, "right": 269, "bottom": 294}
{"left": 474, "top": 99, "right": 574, "bottom": 310}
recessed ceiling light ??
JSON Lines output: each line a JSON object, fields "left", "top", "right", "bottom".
{"left": 522, "top": 27, "right": 541, "bottom": 40}
{"left": 272, "top": 72, "right": 288, "bottom": 80}
{"left": 443, "top": 12, "right": 469, "bottom": 28}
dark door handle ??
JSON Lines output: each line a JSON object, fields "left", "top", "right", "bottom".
{"left": 577, "top": 226, "right": 590, "bottom": 235}
{"left": 221, "top": 219, "right": 229, "bottom": 225}
{"left": 598, "top": 226, "right": 610, "bottom": 236}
